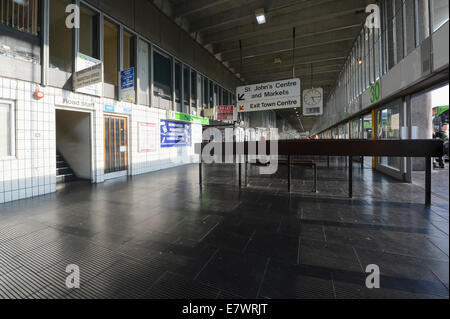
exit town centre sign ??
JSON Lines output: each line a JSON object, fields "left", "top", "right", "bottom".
{"left": 236, "top": 78, "right": 301, "bottom": 113}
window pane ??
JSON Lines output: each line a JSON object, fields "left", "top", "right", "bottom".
{"left": 374, "top": 27, "right": 381, "bottom": 80}
{"left": 122, "top": 30, "right": 134, "bottom": 70}
{"left": 79, "top": 5, "right": 98, "bottom": 58}
{"left": 203, "top": 77, "right": 208, "bottom": 108}
{"left": 175, "top": 62, "right": 181, "bottom": 106}
{"left": 0, "top": 103, "right": 11, "bottom": 157}
{"left": 386, "top": 0, "right": 395, "bottom": 69}
{"left": 191, "top": 70, "right": 197, "bottom": 105}
{"left": 183, "top": 67, "right": 189, "bottom": 103}
{"left": 394, "top": 0, "right": 404, "bottom": 62}
{"left": 0, "top": 0, "right": 40, "bottom": 35}
{"left": 404, "top": 0, "right": 416, "bottom": 55}
{"left": 377, "top": 105, "right": 401, "bottom": 169}
{"left": 223, "top": 90, "right": 229, "bottom": 105}
{"left": 50, "top": 0, "right": 73, "bottom": 72}
{"left": 209, "top": 81, "right": 213, "bottom": 108}
{"left": 153, "top": 51, "right": 172, "bottom": 97}
{"left": 103, "top": 19, "right": 118, "bottom": 86}
{"left": 432, "top": 0, "right": 449, "bottom": 31}
{"left": 416, "top": 0, "right": 430, "bottom": 45}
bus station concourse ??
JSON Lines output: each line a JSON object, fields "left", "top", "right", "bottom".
{"left": 0, "top": 0, "right": 449, "bottom": 300}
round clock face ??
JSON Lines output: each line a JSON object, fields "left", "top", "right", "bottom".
{"left": 303, "top": 89, "right": 323, "bottom": 106}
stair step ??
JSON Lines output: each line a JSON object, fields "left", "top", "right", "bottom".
{"left": 56, "top": 167, "right": 72, "bottom": 176}
{"left": 56, "top": 174, "right": 75, "bottom": 184}
{"left": 56, "top": 152, "right": 77, "bottom": 184}
{"left": 56, "top": 161, "right": 67, "bottom": 168}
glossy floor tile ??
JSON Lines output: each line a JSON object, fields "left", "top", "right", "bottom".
{"left": 0, "top": 159, "right": 448, "bottom": 299}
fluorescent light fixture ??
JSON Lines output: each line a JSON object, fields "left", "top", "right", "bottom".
{"left": 255, "top": 9, "right": 266, "bottom": 24}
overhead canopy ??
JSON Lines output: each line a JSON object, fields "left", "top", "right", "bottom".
{"left": 163, "top": 0, "right": 375, "bottom": 131}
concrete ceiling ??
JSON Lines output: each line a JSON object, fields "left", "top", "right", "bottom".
{"left": 158, "top": 0, "right": 375, "bottom": 132}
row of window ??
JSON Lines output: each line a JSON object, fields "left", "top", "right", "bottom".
{"left": 319, "top": 104, "right": 401, "bottom": 170}
{"left": 1, "top": 0, "right": 236, "bottom": 114}
{"left": 0, "top": 0, "right": 40, "bottom": 35}
{"left": 330, "top": 0, "right": 448, "bottom": 108}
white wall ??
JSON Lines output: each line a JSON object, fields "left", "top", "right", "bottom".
{"left": 0, "top": 76, "right": 200, "bottom": 205}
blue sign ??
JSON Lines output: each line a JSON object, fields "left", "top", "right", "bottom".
{"left": 120, "top": 67, "right": 135, "bottom": 90}
{"left": 160, "top": 121, "right": 191, "bottom": 148}
{"left": 104, "top": 104, "right": 115, "bottom": 112}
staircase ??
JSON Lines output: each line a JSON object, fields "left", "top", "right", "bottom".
{"left": 56, "top": 152, "right": 76, "bottom": 184}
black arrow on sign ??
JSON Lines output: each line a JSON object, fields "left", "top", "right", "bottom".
{"left": 238, "top": 94, "right": 245, "bottom": 101}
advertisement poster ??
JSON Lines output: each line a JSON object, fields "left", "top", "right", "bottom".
{"left": 160, "top": 121, "right": 191, "bottom": 148}
{"left": 138, "top": 122, "right": 157, "bottom": 152}
{"left": 217, "top": 105, "right": 236, "bottom": 121}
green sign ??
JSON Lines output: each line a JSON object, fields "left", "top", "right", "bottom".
{"left": 168, "top": 111, "right": 209, "bottom": 125}
{"left": 370, "top": 81, "right": 381, "bottom": 104}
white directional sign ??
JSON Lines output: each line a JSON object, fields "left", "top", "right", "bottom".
{"left": 74, "top": 53, "right": 103, "bottom": 97}
{"left": 236, "top": 78, "right": 301, "bottom": 113}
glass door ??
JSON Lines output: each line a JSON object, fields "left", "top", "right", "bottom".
{"left": 375, "top": 99, "right": 405, "bottom": 180}
{"left": 104, "top": 115, "right": 128, "bottom": 174}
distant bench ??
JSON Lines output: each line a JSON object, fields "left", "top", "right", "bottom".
{"left": 195, "top": 139, "right": 444, "bottom": 205}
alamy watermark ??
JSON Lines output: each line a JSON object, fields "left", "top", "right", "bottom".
{"left": 365, "top": 4, "right": 381, "bottom": 29}
{"left": 365, "top": 264, "right": 380, "bottom": 289}
{"left": 66, "top": 264, "right": 80, "bottom": 289}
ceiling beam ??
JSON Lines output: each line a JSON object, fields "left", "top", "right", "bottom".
{"left": 221, "top": 28, "right": 360, "bottom": 63}
{"left": 213, "top": 19, "right": 363, "bottom": 55}
{"left": 233, "top": 52, "right": 347, "bottom": 73}
{"left": 190, "top": 0, "right": 335, "bottom": 33}
{"left": 228, "top": 41, "right": 354, "bottom": 70}
{"left": 202, "top": 0, "right": 374, "bottom": 45}
{"left": 173, "top": 0, "right": 233, "bottom": 18}
{"left": 238, "top": 60, "right": 345, "bottom": 76}
{"left": 244, "top": 65, "right": 342, "bottom": 81}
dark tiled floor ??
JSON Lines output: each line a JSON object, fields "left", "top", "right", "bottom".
{"left": 0, "top": 159, "right": 448, "bottom": 299}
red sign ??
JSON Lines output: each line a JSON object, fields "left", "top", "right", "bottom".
{"left": 217, "top": 105, "right": 235, "bottom": 121}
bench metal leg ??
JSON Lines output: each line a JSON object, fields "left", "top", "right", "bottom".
{"left": 288, "top": 155, "right": 292, "bottom": 193}
{"left": 348, "top": 156, "right": 353, "bottom": 198}
{"left": 425, "top": 156, "right": 431, "bottom": 206}
{"left": 327, "top": 156, "right": 330, "bottom": 168}
{"left": 238, "top": 159, "right": 242, "bottom": 189}
{"left": 199, "top": 155, "right": 202, "bottom": 187}
{"left": 245, "top": 155, "right": 248, "bottom": 187}
{"left": 313, "top": 164, "right": 317, "bottom": 193}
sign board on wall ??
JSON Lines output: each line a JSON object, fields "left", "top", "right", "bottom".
{"left": 236, "top": 78, "right": 301, "bottom": 113}
{"left": 119, "top": 67, "right": 136, "bottom": 102}
{"left": 217, "top": 105, "right": 236, "bottom": 121}
{"left": 74, "top": 53, "right": 103, "bottom": 96}
{"left": 138, "top": 122, "right": 157, "bottom": 152}
{"left": 167, "top": 111, "right": 210, "bottom": 125}
{"left": 160, "top": 121, "right": 191, "bottom": 148}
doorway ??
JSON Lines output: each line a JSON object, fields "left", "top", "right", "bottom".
{"left": 55, "top": 109, "right": 92, "bottom": 183}
{"left": 104, "top": 115, "right": 129, "bottom": 175}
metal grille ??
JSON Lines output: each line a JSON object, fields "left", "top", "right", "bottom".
{"left": 0, "top": 0, "right": 40, "bottom": 35}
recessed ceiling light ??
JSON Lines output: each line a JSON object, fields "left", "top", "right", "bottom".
{"left": 358, "top": 59, "right": 363, "bottom": 65}
{"left": 255, "top": 9, "right": 266, "bottom": 24}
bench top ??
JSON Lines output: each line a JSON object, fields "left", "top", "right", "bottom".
{"left": 195, "top": 139, "right": 444, "bottom": 157}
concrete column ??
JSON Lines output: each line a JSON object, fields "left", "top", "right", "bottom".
{"left": 411, "top": 91, "right": 433, "bottom": 171}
